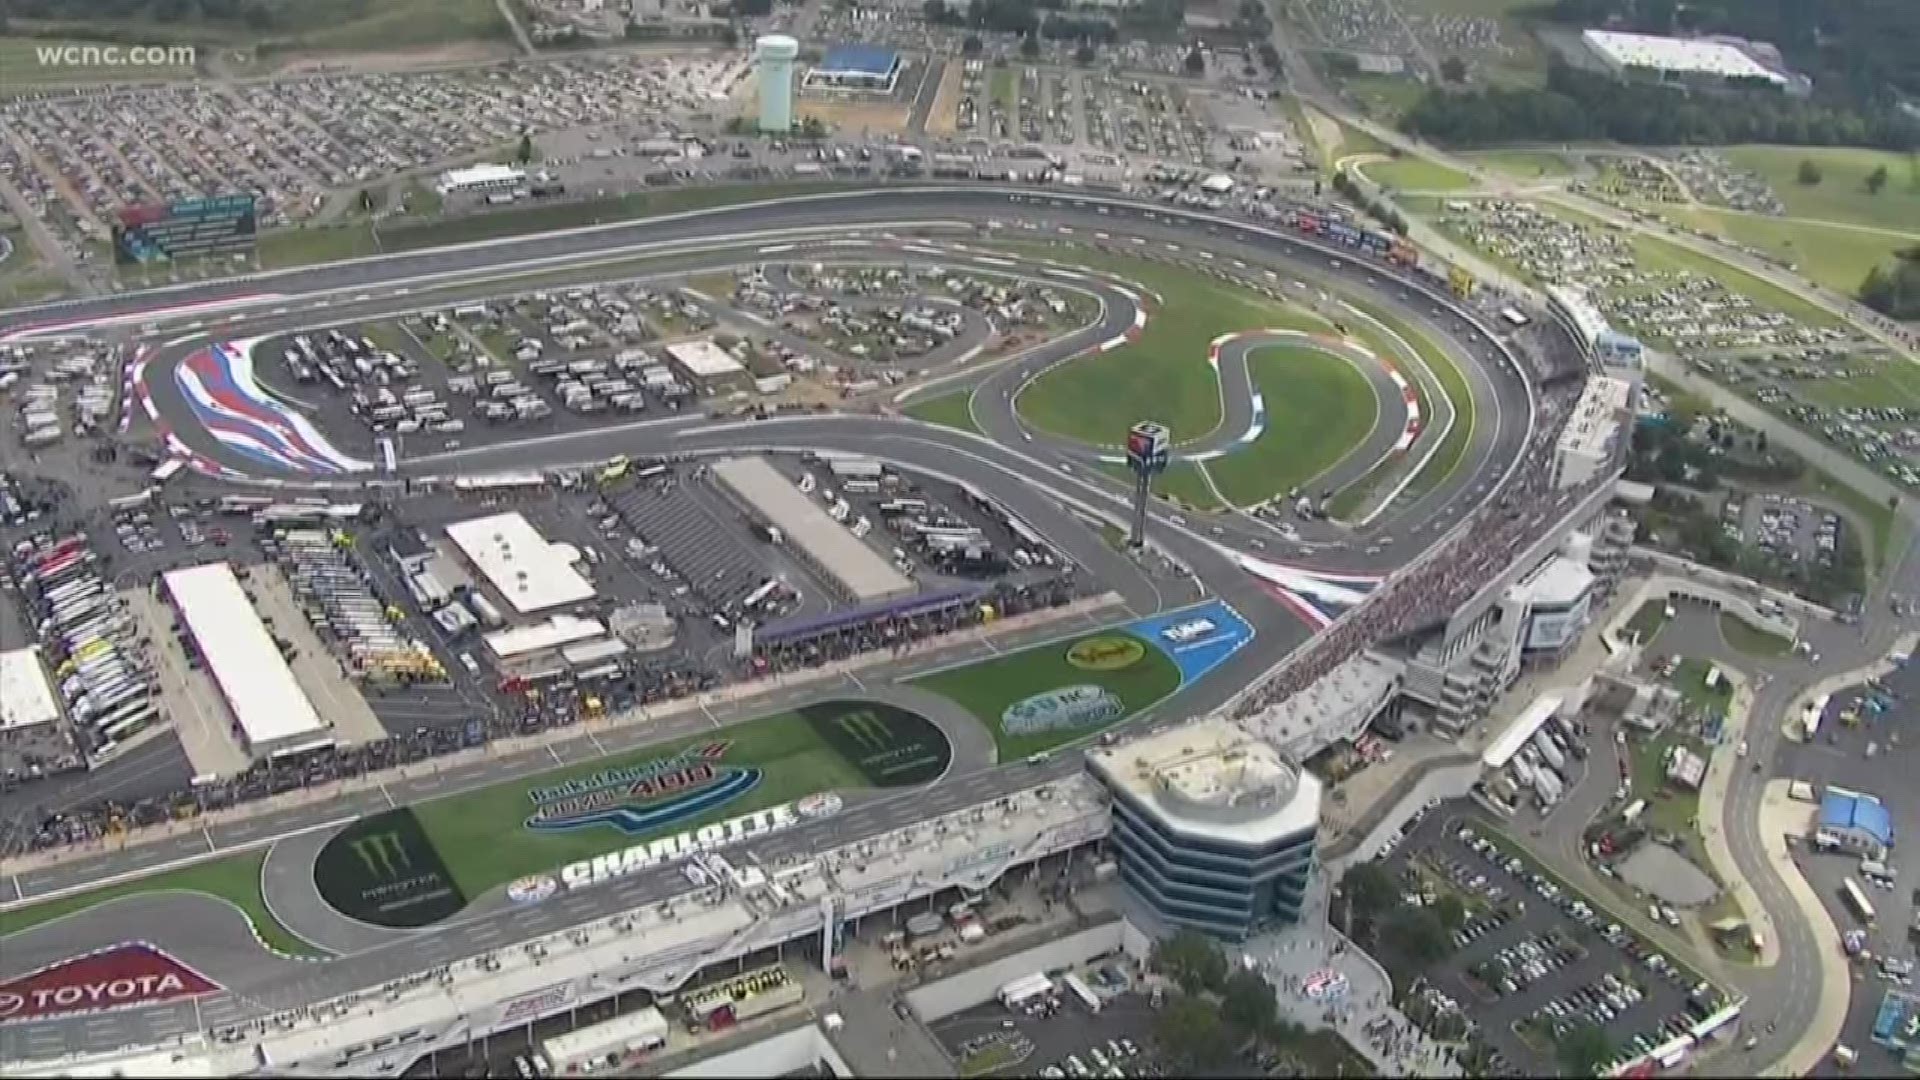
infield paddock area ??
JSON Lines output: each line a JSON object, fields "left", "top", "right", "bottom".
{"left": 312, "top": 701, "right": 951, "bottom": 928}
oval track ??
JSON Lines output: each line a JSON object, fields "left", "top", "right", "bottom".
{"left": 0, "top": 188, "right": 1543, "bottom": 1062}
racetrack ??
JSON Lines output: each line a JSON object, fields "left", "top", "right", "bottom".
{"left": 0, "top": 187, "right": 1542, "bottom": 1065}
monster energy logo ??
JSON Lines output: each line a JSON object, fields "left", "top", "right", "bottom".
{"left": 351, "top": 831, "right": 413, "bottom": 879}
{"left": 833, "top": 709, "right": 897, "bottom": 752}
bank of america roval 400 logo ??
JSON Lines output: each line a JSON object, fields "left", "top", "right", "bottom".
{"left": 523, "top": 742, "right": 762, "bottom": 835}
{"left": 1000, "top": 685, "right": 1124, "bottom": 736}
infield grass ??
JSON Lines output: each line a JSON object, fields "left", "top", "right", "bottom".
{"left": 906, "top": 389, "right": 984, "bottom": 436}
{"left": 0, "top": 848, "right": 325, "bottom": 959}
{"left": 1717, "top": 613, "right": 1793, "bottom": 659}
{"left": 1209, "top": 345, "right": 1379, "bottom": 506}
{"left": 911, "top": 628, "right": 1182, "bottom": 761}
{"left": 410, "top": 710, "right": 878, "bottom": 899}
{"left": 1000, "top": 245, "right": 1329, "bottom": 447}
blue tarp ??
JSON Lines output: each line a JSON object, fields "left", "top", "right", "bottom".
{"left": 819, "top": 44, "right": 900, "bottom": 77}
{"left": 1822, "top": 789, "right": 1895, "bottom": 847}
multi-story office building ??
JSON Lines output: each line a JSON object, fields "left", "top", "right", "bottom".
{"left": 1087, "top": 719, "right": 1321, "bottom": 941}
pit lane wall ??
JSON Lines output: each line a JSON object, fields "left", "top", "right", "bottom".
{"left": 1, "top": 783, "right": 1113, "bottom": 1078}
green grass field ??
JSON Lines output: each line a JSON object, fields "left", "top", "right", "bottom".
{"left": 391, "top": 704, "right": 944, "bottom": 902}
{"left": 1006, "top": 247, "right": 1326, "bottom": 447}
{"left": 1625, "top": 599, "right": 1670, "bottom": 645}
{"left": 1334, "top": 122, "right": 1396, "bottom": 163}
{"left": 911, "top": 628, "right": 1182, "bottom": 760}
{"left": 1659, "top": 207, "right": 1911, "bottom": 297}
{"left": 1790, "top": 359, "right": 1920, "bottom": 412}
{"left": 0, "top": 848, "right": 325, "bottom": 958}
{"left": 1360, "top": 156, "right": 1475, "bottom": 193}
{"left": 1208, "top": 345, "right": 1379, "bottom": 506}
{"left": 905, "top": 389, "right": 983, "bottom": 435}
{"left": 1462, "top": 149, "right": 1577, "bottom": 180}
{"left": 1717, "top": 613, "right": 1793, "bottom": 658}
{"left": 1101, "top": 461, "right": 1225, "bottom": 511}
{"left": 1722, "top": 145, "right": 1920, "bottom": 235}
{"left": 1340, "top": 74, "right": 1429, "bottom": 125}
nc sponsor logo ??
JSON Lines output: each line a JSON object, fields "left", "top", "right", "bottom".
{"left": 1001, "top": 685, "right": 1124, "bottom": 736}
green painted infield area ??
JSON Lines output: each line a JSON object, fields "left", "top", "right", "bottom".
{"left": 0, "top": 848, "right": 325, "bottom": 959}
{"left": 905, "top": 389, "right": 983, "bottom": 435}
{"left": 910, "top": 628, "right": 1181, "bottom": 761}
{"left": 315, "top": 701, "right": 951, "bottom": 927}
{"left": 1002, "top": 245, "right": 1328, "bottom": 447}
{"left": 1209, "top": 344, "right": 1380, "bottom": 507}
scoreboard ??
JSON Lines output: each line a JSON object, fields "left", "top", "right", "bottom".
{"left": 113, "top": 194, "right": 257, "bottom": 265}
{"left": 1125, "top": 421, "right": 1171, "bottom": 476}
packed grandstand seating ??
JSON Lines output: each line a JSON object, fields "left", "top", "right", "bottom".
{"left": 1233, "top": 375, "right": 1594, "bottom": 717}
{"left": 9, "top": 576, "right": 1080, "bottom": 855}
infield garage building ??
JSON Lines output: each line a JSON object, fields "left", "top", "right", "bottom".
{"left": 805, "top": 44, "right": 902, "bottom": 93}
{"left": 1088, "top": 718, "right": 1321, "bottom": 941}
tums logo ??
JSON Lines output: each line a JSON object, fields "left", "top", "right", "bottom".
{"left": 1160, "top": 618, "right": 1218, "bottom": 643}
{"left": 0, "top": 943, "right": 221, "bottom": 1025}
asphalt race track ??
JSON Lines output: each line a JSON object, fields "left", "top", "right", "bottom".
{"left": 0, "top": 187, "right": 1540, "bottom": 1063}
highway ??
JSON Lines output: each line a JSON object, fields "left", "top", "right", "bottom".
{"left": 0, "top": 186, "right": 1554, "bottom": 1066}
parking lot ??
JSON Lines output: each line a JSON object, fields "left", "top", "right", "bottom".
{"left": 934, "top": 990, "right": 1164, "bottom": 1080}
{"left": 1379, "top": 811, "right": 1729, "bottom": 1075}
{"left": 1725, "top": 490, "right": 1847, "bottom": 575}
{"left": 0, "top": 53, "right": 748, "bottom": 266}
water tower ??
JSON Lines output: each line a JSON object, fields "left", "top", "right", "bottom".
{"left": 755, "top": 35, "right": 800, "bottom": 134}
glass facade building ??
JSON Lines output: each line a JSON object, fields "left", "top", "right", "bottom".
{"left": 1089, "top": 720, "right": 1321, "bottom": 941}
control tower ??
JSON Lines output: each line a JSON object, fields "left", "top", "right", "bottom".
{"left": 1125, "top": 420, "right": 1170, "bottom": 548}
{"left": 754, "top": 35, "right": 800, "bottom": 134}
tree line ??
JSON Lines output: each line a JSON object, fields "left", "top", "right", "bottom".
{"left": 1402, "top": 60, "right": 1919, "bottom": 151}
{"left": 1861, "top": 246, "right": 1920, "bottom": 321}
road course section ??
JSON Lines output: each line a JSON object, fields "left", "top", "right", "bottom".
{"left": 0, "top": 189, "right": 1538, "bottom": 1063}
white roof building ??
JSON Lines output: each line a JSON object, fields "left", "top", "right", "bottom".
{"left": 162, "top": 563, "right": 330, "bottom": 758}
{"left": 0, "top": 648, "right": 60, "bottom": 732}
{"left": 445, "top": 512, "right": 596, "bottom": 616}
{"left": 436, "top": 163, "right": 527, "bottom": 194}
{"left": 665, "top": 340, "right": 747, "bottom": 383}
{"left": 1583, "top": 30, "right": 1788, "bottom": 86}
{"left": 485, "top": 615, "right": 607, "bottom": 660}
{"left": 710, "top": 456, "right": 914, "bottom": 603}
